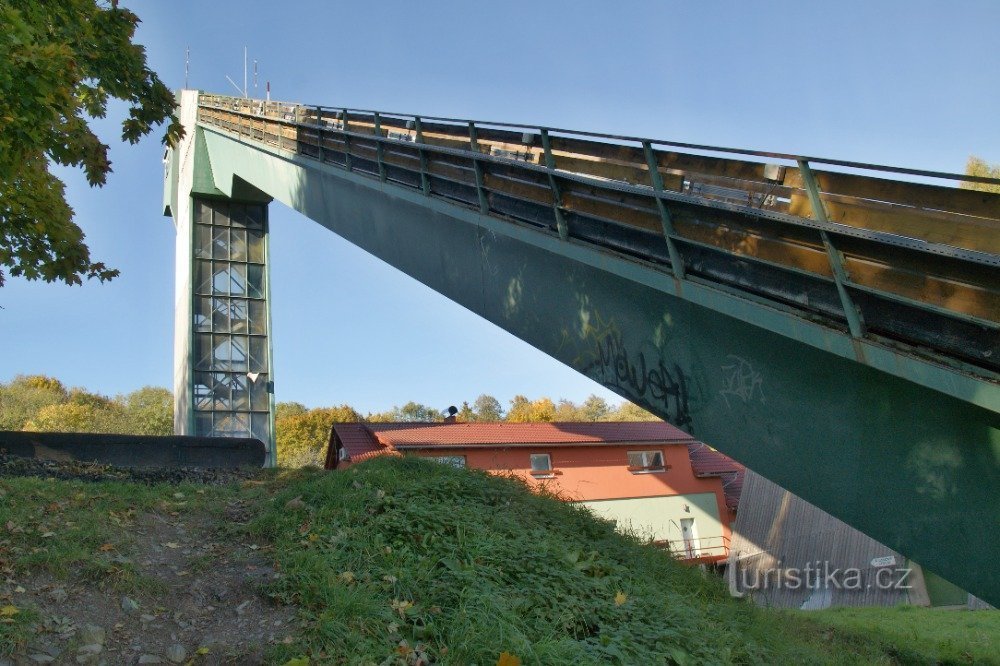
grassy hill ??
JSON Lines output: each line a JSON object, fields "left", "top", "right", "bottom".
{"left": 0, "top": 455, "right": 995, "bottom": 664}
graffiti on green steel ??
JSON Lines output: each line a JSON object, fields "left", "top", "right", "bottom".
{"left": 718, "top": 355, "right": 766, "bottom": 409}
{"left": 577, "top": 324, "right": 693, "bottom": 429}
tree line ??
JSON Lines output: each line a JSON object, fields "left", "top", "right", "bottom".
{"left": 0, "top": 375, "right": 172, "bottom": 436}
{"left": 0, "top": 376, "right": 658, "bottom": 467}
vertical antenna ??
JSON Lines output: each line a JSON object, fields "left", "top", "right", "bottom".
{"left": 184, "top": 47, "right": 189, "bottom": 89}
{"left": 253, "top": 60, "right": 258, "bottom": 92}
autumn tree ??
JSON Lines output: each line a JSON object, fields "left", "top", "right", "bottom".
{"left": 25, "top": 401, "right": 122, "bottom": 433}
{"left": 276, "top": 401, "right": 308, "bottom": 421}
{"left": 507, "top": 396, "right": 556, "bottom": 423}
{"left": 0, "top": 375, "right": 69, "bottom": 430}
{"left": 367, "top": 402, "right": 444, "bottom": 423}
{"left": 118, "top": 386, "right": 172, "bottom": 435}
{"left": 0, "top": 0, "right": 182, "bottom": 286}
{"left": 20, "top": 384, "right": 173, "bottom": 435}
{"left": 608, "top": 401, "right": 660, "bottom": 421}
{"left": 553, "top": 399, "right": 583, "bottom": 422}
{"left": 276, "top": 405, "right": 363, "bottom": 467}
{"left": 457, "top": 401, "right": 475, "bottom": 422}
{"left": 962, "top": 156, "right": 1000, "bottom": 195}
{"left": 580, "top": 394, "right": 611, "bottom": 421}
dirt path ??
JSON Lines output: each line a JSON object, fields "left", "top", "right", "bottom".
{"left": 2, "top": 483, "right": 297, "bottom": 665}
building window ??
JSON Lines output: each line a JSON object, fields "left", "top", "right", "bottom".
{"left": 530, "top": 453, "right": 554, "bottom": 478}
{"left": 431, "top": 455, "right": 466, "bottom": 468}
{"left": 627, "top": 450, "right": 665, "bottom": 473}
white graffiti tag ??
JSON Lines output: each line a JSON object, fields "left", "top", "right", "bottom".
{"left": 719, "top": 355, "right": 765, "bottom": 408}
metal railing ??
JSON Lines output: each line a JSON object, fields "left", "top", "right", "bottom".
{"left": 195, "top": 94, "right": 1000, "bottom": 377}
{"left": 661, "top": 535, "right": 731, "bottom": 562}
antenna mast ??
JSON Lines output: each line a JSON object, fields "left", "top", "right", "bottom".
{"left": 225, "top": 47, "right": 251, "bottom": 98}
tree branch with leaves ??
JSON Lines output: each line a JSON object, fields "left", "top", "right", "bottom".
{"left": 0, "top": 0, "right": 182, "bottom": 286}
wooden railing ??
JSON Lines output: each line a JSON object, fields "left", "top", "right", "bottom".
{"left": 196, "top": 94, "right": 1000, "bottom": 374}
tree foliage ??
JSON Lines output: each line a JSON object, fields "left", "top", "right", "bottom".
{"left": 4, "top": 376, "right": 174, "bottom": 435}
{"left": 276, "top": 405, "right": 363, "bottom": 468}
{"left": 962, "top": 156, "right": 1000, "bottom": 195}
{"left": 472, "top": 394, "right": 504, "bottom": 421}
{"left": 0, "top": 375, "right": 69, "bottom": 430}
{"left": 0, "top": 0, "right": 182, "bottom": 286}
{"left": 276, "top": 401, "right": 308, "bottom": 421}
{"left": 367, "top": 401, "right": 444, "bottom": 423}
{"left": 1, "top": 375, "right": 664, "bottom": 469}
{"left": 506, "top": 395, "right": 556, "bottom": 423}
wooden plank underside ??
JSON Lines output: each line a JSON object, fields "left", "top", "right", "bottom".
{"left": 784, "top": 167, "right": 1000, "bottom": 221}
{"left": 788, "top": 194, "right": 1000, "bottom": 254}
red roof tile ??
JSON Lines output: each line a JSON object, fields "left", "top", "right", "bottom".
{"left": 368, "top": 421, "right": 693, "bottom": 448}
{"left": 686, "top": 442, "right": 746, "bottom": 511}
{"left": 332, "top": 423, "right": 390, "bottom": 463}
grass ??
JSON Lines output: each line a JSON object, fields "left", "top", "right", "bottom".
{"left": 2, "top": 458, "right": 996, "bottom": 664}
{"left": 784, "top": 606, "right": 998, "bottom": 664}
{"left": 0, "top": 477, "right": 242, "bottom": 580}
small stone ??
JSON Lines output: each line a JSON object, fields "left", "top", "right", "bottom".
{"left": 138, "top": 656, "right": 162, "bottom": 664}
{"left": 121, "top": 596, "right": 139, "bottom": 613}
{"left": 235, "top": 600, "right": 251, "bottom": 616}
{"left": 28, "top": 641, "right": 61, "bottom": 658}
{"left": 165, "top": 644, "right": 186, "bottom": 664}
{"left": 49, "top": 587, "right": 68, "bottom": 603}
{"left": 78, "top": 624, "right": 105, "bottom": 646}
{"left": 76, "top": 644, "right": 102, "bottom": 655}
{"left": 75, "top": 649, "right": 102, "bottom": 665}
{"left": 28, "top": 656, "right": 55, "bottom": 664}
{"left": 140, "top": 614, "right": 157, "bottom": 623}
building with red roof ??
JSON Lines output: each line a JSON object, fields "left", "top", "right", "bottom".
{"left": 326, "top": 421, "right": 745, "bottom": 564}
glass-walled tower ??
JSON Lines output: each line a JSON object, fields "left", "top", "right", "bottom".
{"left": 165, "top": 91, "right": 276, "bottom": 467}
{"left": 190, "top": 198, "right": 274, "bottom": 453}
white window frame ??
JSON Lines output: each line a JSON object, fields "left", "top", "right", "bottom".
{"left": 529, "top": 453, "right": 554, "bottom": 478}
{"left": 627, "top": 450, "right": 665, "bottom": 473}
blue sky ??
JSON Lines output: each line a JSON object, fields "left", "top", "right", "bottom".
{"left": 1, "top": 0, "right": 998, "bottom": 413}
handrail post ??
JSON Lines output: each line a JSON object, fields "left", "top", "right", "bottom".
{"left": 373, "top": 112, "right": 387, "bottom": 182}
{"left": 540, "top": 129, "right": 569, "bottom": 240}
{"left": 414, "top": 116, "right": 430, "bottom": 195}
{"left": 797, "top": 159, "right": 866, "bottom": 339}
{"left": 316, "top": 106, "right": 324, "bottom": 163}
{"left": 642, "top": 141, "right": 687, "bottom": 280}
{"left": 342, "top": 108, "right": 353, "bottom": 172}
{"left": 292, "top": 104, "right": 299, "bottom": 154}
{"left": 468, "top": 122, "right": 489, "bottom": 214}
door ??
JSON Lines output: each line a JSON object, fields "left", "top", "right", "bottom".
{"left": 681, "top": 518, "right": 699, "bottom": 558}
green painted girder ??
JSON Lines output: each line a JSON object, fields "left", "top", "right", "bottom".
{"left": 193, "top": 123, "right": 1000, "bottom": 606}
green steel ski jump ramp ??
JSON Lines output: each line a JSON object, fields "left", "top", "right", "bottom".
{"left": 164, "top": 90, "right": 1000, "bottom": 605}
